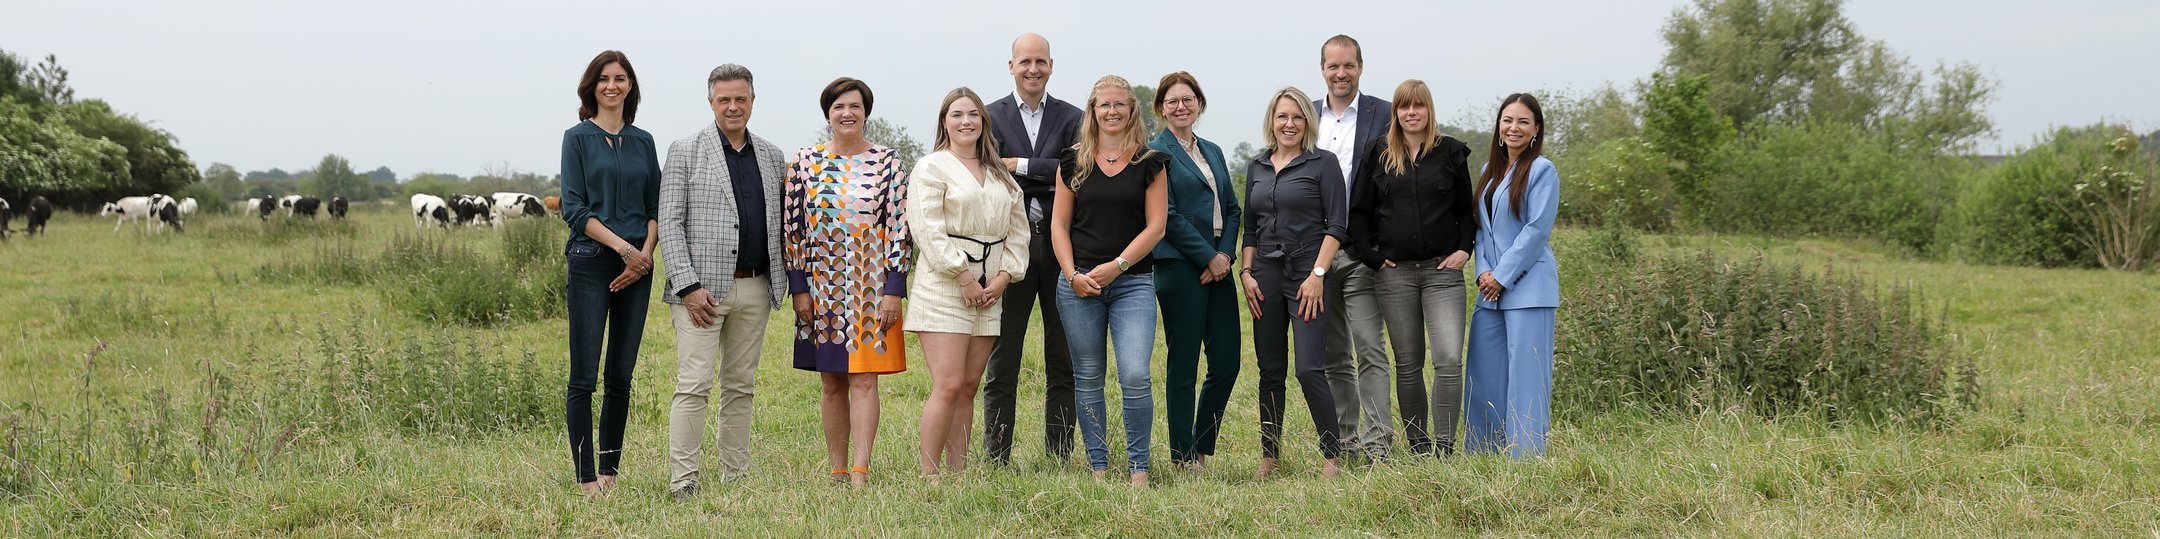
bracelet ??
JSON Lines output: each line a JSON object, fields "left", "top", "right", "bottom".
{"left": 1239, "top": 268, "right": 1253, "bottom": 275}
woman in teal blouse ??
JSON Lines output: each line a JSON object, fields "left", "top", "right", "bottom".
{"left": 559, "top": 49, "right": 661, "bottom": 497}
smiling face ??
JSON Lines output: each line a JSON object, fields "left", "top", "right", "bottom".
{"left": 827, "top": 90, "right": 866, "bottom": 140}
{"left": 594, "top": 62, "right": 630, "bottom": 111}
{"left": 943, "top": 95, "right": 984, "bottom": 149}
{"left": 1159, "top": 82, "right": 1202, "bottom": 131}
{"left": 1321, "top": 43, "right": 1362, "bottom": 103}
{"left": 1498, "top": 102, "right": 1540, "bottom": 153}
{"left": 1397, "top": 101, "right": 1429, "bottom": 136}
{"left": 1009, "top": 35, "right": 1053, "bottom": 98}
{"left": 708, "top": 79, "right": 753, "bottom": 137}
{"left": 1092, "top": 85, "right": 1133, "bottom": 137}
{"left": 1271, "top": 96, "right": 1308, "bottom": 152}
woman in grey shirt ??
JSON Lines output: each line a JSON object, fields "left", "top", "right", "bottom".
{"left": 1239, "top": 86, "right": 1346, "bottom": 479}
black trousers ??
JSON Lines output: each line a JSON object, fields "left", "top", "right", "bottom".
{"left": 982, "top": 224, "right": 1076, "bottom": 463}
{"left": 564, "top": 241, "right": 651, "bottom": 483}
{"left": 1252, "top": 255, "right": 1341, "bottom": 460}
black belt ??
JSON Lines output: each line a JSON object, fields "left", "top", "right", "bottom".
{"left": 733, "top": 267, "right": 766, "bottom": 278}
{"left": 951, "top": 235, "right": 1003, "bottom": 286}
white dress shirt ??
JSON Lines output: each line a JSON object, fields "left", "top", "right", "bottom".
{"left": 1317, "top": 96, "right": 1359, "bottom": 208}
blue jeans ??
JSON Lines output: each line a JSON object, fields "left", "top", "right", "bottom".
{"left": 565, "top": 240, "right": 652, "bottom": 483}
{"left": 1056, "top": 269, "right": 1157, "bottom": 474}
{"left": 1463, "top": 306, "right": 1554, "bottom": 458}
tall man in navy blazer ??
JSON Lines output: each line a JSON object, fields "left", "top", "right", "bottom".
{"left": 1313, "top": 35, "right": 1395, "bottom": 460}
{"left": 982, "top": 32, "right": 1084, "bottom": 465}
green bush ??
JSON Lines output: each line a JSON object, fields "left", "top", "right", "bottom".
{"left": 1559, "top": 137, "right": 1679, "bottom": 231}
{"left": 1692, "top": 121, "right": 1956, "bottom": 253}
{"left": 1946, "top": 125, "right": 2155, "bottom": 268}
{"left": 500, "top": 217, "right": 566, "bottom": 269}
{"left": 1557, "top": 249, "right": 1978, "bottom": 425}
{"left": 171, "top": 184, "right": 229, "bottom": 215}
{"left": 258, "top": 231, "right": 563, "bottom": 326}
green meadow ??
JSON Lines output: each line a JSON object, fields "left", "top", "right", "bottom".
{"left": 2, "top": 206, "right": 2156, "bottom": 537}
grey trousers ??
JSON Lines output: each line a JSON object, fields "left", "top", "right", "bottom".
{"left": 1323, "top": 256, "right": 1388, "bottom": 453}
{"left": 1374, "top": 259, "right": 1468, "bottom": 455}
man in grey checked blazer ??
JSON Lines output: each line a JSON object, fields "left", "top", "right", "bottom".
{"left": 659, "top": 64, "right": 787, "bottom": 499}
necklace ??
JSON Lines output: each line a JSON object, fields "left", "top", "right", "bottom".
{"left": 1101, "top": 146, "right": 1125, "bottom": 164}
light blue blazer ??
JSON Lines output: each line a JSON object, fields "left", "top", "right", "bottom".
{"left": 1474, "top": 156, "right": 1560, "bottom": 310}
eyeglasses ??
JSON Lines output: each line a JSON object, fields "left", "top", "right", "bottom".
{"left": 1273, "top": 114, "right": 1307, "bottom": 124}
{"left": 1094, "top": 101, "right": 1132, "bottom": 111}
{"left": 1163, "top": 96, "right": 1199, "bottom": 109}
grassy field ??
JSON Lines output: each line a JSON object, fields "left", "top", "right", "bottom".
{"left": 2, "top": 207, "right": 2157, "bottom": 536}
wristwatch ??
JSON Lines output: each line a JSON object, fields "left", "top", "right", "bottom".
{"left": 1115, "top": 257, "right": 1131, "bottom": 272}
{"left": 1311, "top": 265, "right": 1328, "bottom": 277}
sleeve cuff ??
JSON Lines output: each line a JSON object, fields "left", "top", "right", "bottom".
{"left": 674, "top": 282, "right": 703, "bottom": 298}
{"left": 881, "top": 270, "right": 909, "bottom": 298}
{"left": 787, "top": 270, "right": 810, "bottom": 294}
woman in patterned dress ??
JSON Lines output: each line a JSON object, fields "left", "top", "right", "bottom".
{"left": 784, "top": 77, "right": 911, "bottom": 488}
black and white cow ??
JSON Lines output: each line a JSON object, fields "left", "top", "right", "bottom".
{"left": 292, "top": 197, "right": 322, "bottom": 218}
{"left": 101, "top": 195, "right": 160, "bottom": 233}
{"left": 255, "top": 196, "right": 276, "bottom": 221}
{"left": 25, "top": 196, "right": 51, "bottom": 237}
{"left": 489, "top": 192, "right": 546, "bottom": 226}
{"left": 155, "top": 201, "right": 184, "bottom": 233}
{"left": 278, "top": 195, "right": 302, "bottom": 218}
{"left": 410, "top": 194, "right": 452, "bottom": 229}
{"left": 450, "top": 195, "right": 493, "bottom": 227}
{"left": 328, "top": 196, "right": 348, "bottom": 219}
{"left": 0, "top": 197, "right": 12, "bottom": 240}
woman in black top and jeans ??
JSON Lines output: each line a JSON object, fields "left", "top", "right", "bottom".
{"left": 1348, "top": 80, "right": 1476, "bottom": 458}
{"left": 1240, "top": 86, "right": 1345, "bottom": 479}
{"left": 1051, "top": 75, "right": 1169, "bottom": 488}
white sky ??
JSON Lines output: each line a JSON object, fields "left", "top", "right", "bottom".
{"left": 6, "top": 0, "right": 2155, "bottom": 178}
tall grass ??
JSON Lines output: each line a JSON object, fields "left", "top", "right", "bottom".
{"left": 256, "top": 217, "right": 567, "bottom": 326}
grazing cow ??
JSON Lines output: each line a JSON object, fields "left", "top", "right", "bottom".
{"left": 177, "top": 197, "right": 198, "bottom": 216}
{"left": 450, "top": 195, "right": 493, "bottom": 227}
{"left": 279, "top": 195, "right": 302, "bottom": 217}
{"left": 292, "top": 197, "right": 322, "bottom": 218}
{"left": 410, "top": 194, "right": 452, "bottom": 229}
{"left": 155, "top": 201, "right": 184, "bottom": 233}
{"left": 543, "top": 196, "right": 562, "bottom": 215}
{"left": 255, "top": 196, "right": 276, "bottom": 221}
{"left": 489, "top": 192, "right": 545, "bottom": 225}
{"left": 101, "top": 196, "right": 160, "bottom": 233}
{"left": 0, "top": 197, "right": 11, "bottom": 240}
{"left": 328, "top": 196, "right": 349, "bottom": 219}
{"left": 25, "top": 196, "right": 51, "bottom": 237}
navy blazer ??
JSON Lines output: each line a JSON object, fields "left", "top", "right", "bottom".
{"left": 987, "top": 93, "right": 1083, "bottom": 216}
{"left": 1146, "top": 129, "right": 1241, "bottom": 265}
{"left": 1313, "top": 94, "right": 1393, "bottom": 182}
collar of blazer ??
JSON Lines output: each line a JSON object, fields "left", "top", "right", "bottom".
{"left": 1151, "top": 129, "right": 1223, "bottom": 192}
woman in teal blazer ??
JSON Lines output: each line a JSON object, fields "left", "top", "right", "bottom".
{"left": 1466, "top": 93, "right": 1559, "bottom": 459}
{"left": 1146, "top": 72, "right": 1242, "bottom": 469}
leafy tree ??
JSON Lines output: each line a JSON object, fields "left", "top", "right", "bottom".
{"left": 0, "top": 96, "right": 129, "bottom": 206}
{"left": 1641, "top": 73, "right": 1734, "bottom": 211}
{"left": 202, "top": 162, "right": 244, "bottom": 201}
{"left": 366, "top": 166, "right": 397, "bottom": 184}
{"left": 300, "top": 154, "right": 369, "bottom": 200}
{"left": 1131, "top": 84, "right": 1161, "bottom": 137}
{"left": 1544, "top": 85, "right": 1640, "bottom": 159}
{"left": 57, "top": 99, "right": 198, "bottom": 198}
{"left": 0, "top": 51, "right": 43, "bottom": 106}
{"left": 245, "top": 168, "right": 291, "bottom": 183}
{"left": 27, "top": 54, "right": 72, "bottom": 105}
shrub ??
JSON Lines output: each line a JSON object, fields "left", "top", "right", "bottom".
{"left": 1945, "top": 125, "right": 2134, "bottom": 267}
{"left": 1560, "top": 137, "right": 1679, "bottom": 231}
{"left": 500, "top": 217, "right": 566, "bottom": 269}
{"left": 1556, "top": 249, "right": 1978, "bottom": 425}
{"left": 1692, "top": 121, "right": 1956, "bottom": 253}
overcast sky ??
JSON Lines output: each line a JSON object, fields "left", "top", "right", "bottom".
{"left": 7, "top": 0, "right": 2155, "bottom": 178}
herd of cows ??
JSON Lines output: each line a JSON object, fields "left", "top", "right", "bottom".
{"left": 0, "top": 192, "right": 563, "bottom": 239}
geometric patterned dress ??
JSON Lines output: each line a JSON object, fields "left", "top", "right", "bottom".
{"left": 783, "top": 142, "right": 911, "bottom": 374}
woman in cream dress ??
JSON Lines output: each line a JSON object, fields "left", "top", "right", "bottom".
{"left": 906, "top": 87, "right": 1030, "bottom": 481}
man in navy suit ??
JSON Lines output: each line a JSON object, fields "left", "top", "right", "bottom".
{"left": 1312, "top": 34, "right": 1396, "bottom": 460}
{"left": 982, "top": 32, "right": 1084, "bottom": 466}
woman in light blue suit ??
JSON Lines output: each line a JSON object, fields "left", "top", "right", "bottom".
{"left": 1465, "top": 93, "right": 1559, "bottom": 458}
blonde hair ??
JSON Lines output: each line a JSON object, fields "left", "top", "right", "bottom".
{"left": 1071, "top": 75, "right": 1151, "bottom": 189}
{"left": 932, "top": 87, "right": 1015, "bottom": 192}
{"left": 1261, "top": 87, "right": 1319, "bottom": 152}
{"left": 1383, "top": 79, "right": 1443, "bottom": 176}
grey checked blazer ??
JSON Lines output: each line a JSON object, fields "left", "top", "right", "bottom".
{"left": 658, "top": 124, "right": 788, "bottom": 308}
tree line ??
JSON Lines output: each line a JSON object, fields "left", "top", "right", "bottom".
{"left": 0, "top": 50, "right": 199, "bottom": 210}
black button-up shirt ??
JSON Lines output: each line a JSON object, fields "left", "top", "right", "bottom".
{"left": 719, "top": 130, "right": 768, "bottom": 273}
{"left": 1243, "top": 149, "right": 1348, "bottom": 276}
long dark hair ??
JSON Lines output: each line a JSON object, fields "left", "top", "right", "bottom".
{"left": 576, "top": 50, "right": 641, "bottom": 123}
{"left": 1477, "top": 93, "right": 1545, "bottom": 221}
